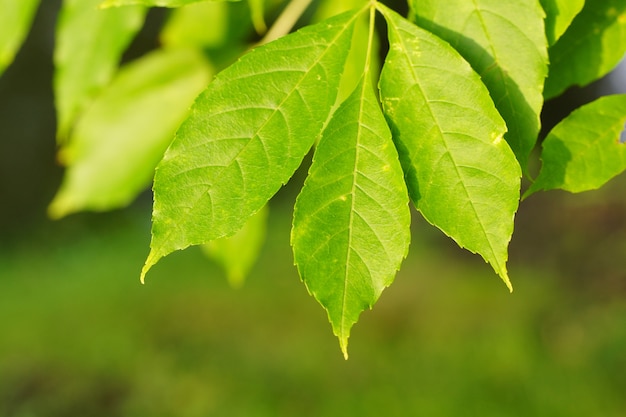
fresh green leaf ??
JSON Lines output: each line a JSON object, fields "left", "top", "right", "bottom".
{"left": 378, "top": 5, "right": 521, "bottom": 290}
{"left": 49, "top": 48, "right": 212, "bottom": 218}
{"left": 54, "top": 0, "right": 145, "bottom": 141}
{"left": 525, "top": 94, "right": 626, "bottom": 196}
{"left": 160, "top": 1, "right": 230, "bottom": 49}
{"left": 539, "top": 0, "right": 584, "bottom": 45}
{"left": 410, "top": 0, "right": 548, "bottom": 169}
{"left": 292, "top": 68, "right": 411, "bottom": 358}
{"left": 203, "top": 204, "right": 269, "bottom": 288}
{"left": 544, "top": 0, "right": 626, "bottom": 99}
{"left": 0, "top": 0, "right": 40, "bottom": 77}
{"left": 142, "top": 10, "right": 360, "bottom": 281}
{"left": 101, "top": 0, "right": 238, "bottom": 7}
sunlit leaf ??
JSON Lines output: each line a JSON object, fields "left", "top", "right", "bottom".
{"left": 525, "top": 94, "right": 626, "bottom": 196}
{"left": 544, "top": 0, "right": 626, "bottom": 99}
{"left": 49, "top": 48, "right": 212, "bottom": 218}
{"left": 411, "top": 0, "right": 548, "bottom": 169}
{"left": 378, "top": 5, "right": 520, "bottom": 290}
{"left": 203, "top": 204, "right": 268, "bottom": 288}
{"left": 142, "top": 10, "right": 360, "bottom": 281}
{"left": 101, "top": 0, "right": 238, "bottom": 7}
{"left": 539, "top": 0, "right": 584, "bottom": 45}
{"left": 160, "top": 1, "right": 230, "bottom": 48}
{"left": 0, "top": 0, "right": 40, "bottom": 77}
{"left": 54, "top": 0, "right": 145, "bottom": 141}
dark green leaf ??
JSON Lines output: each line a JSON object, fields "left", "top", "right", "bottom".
{"left": 142, "top": 10, "right": 360, "bottom": 281}
{"left": 526, "top": 94, "right": 626, "bottom": 195}
{"left": 379, "top": 5, "right": 520, "bottom": 290}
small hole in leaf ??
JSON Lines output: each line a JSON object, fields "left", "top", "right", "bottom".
{"left": 621, "top": 124, "right": 626, "bottom": 144}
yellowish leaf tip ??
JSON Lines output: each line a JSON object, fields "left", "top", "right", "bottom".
{"left": 140, "top": 250, "right": 160, "bottom": 285}
{"left": 340, "top": 337, "right": 349, "bottom": 360}
{"left": 501, "top": 269, "right": 513, "bottom": 293}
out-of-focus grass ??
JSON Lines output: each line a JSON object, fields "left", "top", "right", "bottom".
{"left": 0, "top": 197, "right": 625, "bottom": 417}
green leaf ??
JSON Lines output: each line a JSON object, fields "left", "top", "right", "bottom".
{"left": 101, "top": 0, "right": 238, "bottom": 7}
{"left": 0, "top": 0, "right": 40, "bottom": 77}
{"left": 54, "top": 0, "right": 145, "bottom": 141}
{"left": 525, "top": 94, "right": 626, "bottom": 196}
{"left": 142, "top": 10, "right": 360, "bottom": 281}
{"left": 160, "top": 1, "right": 230, "bottom": 49}
{"left": 378, "top": 5, "right": 520, "bottom": 291}
{"left": 544, "top": 0, "right": 626, "bottom": 99}
{"left": 49, "top": 48, "right": 212, "bottom": 218}
{"left": 202, "top": 204, "right": 269, "bottom": 288}
{"left": 410, "top": 0, "right": 548, "bottom": 169}
{"left": 247, "top": 0, "right": 267, "bottom": 34}
{"left": 539, "top": 0, "right": 584, "bottom": 45}
{"left": 292, "top": 70, "right": 411, "bottom": 359}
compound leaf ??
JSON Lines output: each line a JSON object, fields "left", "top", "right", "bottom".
{"left": 544, "top": 0, "right": 626, "bottom": 99}
{"left": 526, "top": 94, "right": 626, "bottom": 195}
{"left": 379, "top": 6, "right": 520, "bottom": 290}
{"left": 142, "top": 10, "right": 359, "bottom": 281}
{"left": 292, "top": 71, "right": 411, "bottom": 359}
{"left": 54, "top": 0, "right": 145, "bottom": 141}
{"left": 539, "top": 0, "right": 584, "bottom": 45}
{"left": 411, "top": 0, "right": 548, "bottom": 170}
{"left": 0, "top": 0, "right": 40, "bottom": 77}
{"left": 49, "top": 48, "right": 212, "bottom": 218}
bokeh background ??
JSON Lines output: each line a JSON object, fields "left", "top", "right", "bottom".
{"left": 1, "top": 1, "right": 626, "bottom": 416}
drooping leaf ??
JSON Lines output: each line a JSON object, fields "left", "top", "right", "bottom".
{"left": 54, "top": 0, "right": 145, "bottom": 141}
{"left": 525, "top": 94, "right": 626, "bottom": 196}
{"left": 410, "top": 0, "right": 548, "bottom": 170}
{"left": 101, "top": 0, "right": 237, "bottom": 7}
{"left": 0, "top": 0, "right": 40, "bottom": 77}
{"left": 142, "top": 10, "right": 360, "bottom": 281}
{"left": 539, "top": 0, "right": 584, "bottom": 45}
{"left": 378, "top": 5, "right": 520, "bottom": 290}
{"left": 544, "top": 0, "right": 626, "bottom": 99}
{"left": 292, "top": 71, "right": 411, "bottom": 359}
{"left": 49, "top": 48, "right": 212, "bottom": 218}
{"left": 202, "top": 204, "right": 269, "bottom": 288}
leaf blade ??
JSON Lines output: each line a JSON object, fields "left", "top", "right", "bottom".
{"left": 379, "top": 6, "right": 520, "bottom": 290}
{"left": 142, "top": 10, "right": 359, "bottom": 280}
{"left": 0, "top": 0, "right": 40, "bottom": 76}
{"left": 101, "top": 0, "right": 238, "bottom": 7}
{"left": 526, "top": 94, "right": 626, "bottom": 195}
{"left": 292, "top": 73, "right": 411, "bottom": 358}
{"left": 539, "top": 0, "right": 584, "bottom": 45}
{"left": 410, "top": 0, "right": 548, "bottom": 169}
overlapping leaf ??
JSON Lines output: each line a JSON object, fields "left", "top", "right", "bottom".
{"left": 378, "top": 5, "right": 520, "bottom": 290}
{"left": 101, "top": 0, "right": 236, "bottom": 7}
{"left": 544, "top": 0, "right": 626, "bottom": 99}
{"left": 142, "top": 10, "right": 359, "bottom": 280}
{"left": 411, "top": 0, "right": 548, "bottom": 169}
{"left": 49, "top": 48, "right": 212, "bottom": 218}
{"left": 539, "top": 0, "right": 584, "bottom": 45}
{"left": 0, "top": 0, "right": 40, "bottom": 77}
{"left": 54, "top": 0, "right": 145, "bottom": 141}
{"left": 292, "top": 69, "right": 411, "bottom": 358}
{"left": 526, "top": 94, "right": 626, "bottom": 195}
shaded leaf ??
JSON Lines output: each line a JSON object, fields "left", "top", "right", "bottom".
{"left": 544, "top": 0, "right": 626, "bottom": 99}
{"left": 203, "top": 204, "right": 269, "bottom": 288}
{"left": 142, "top": 10, "right": 359, "bottom": 281}
{"left": 0, "top": 0, "right": 40, "bottom": 77}
{"left": 101, "top": 0, "right": 237, "bottom": 7}
{"left": 292, "top": 71, "right": 411, "bottom": 358}
{"left": 411, "top": 0, "right": 548, "bottom": 169}
{"left": 378, "top": 5, "right": 520, "bottom": 290}
{"left": 247, "top": 0, "right": 267, "bottom": 34}
{"left": 54, "top": 0, "right": 145, "bottom": 141}
{"left": 525, "top": 94, "right": 626, "bottom": 195}
{"left": 49, "top": 48, "right": 212, "bottom": 218}
{"left": 539, "top": 0, "right": 584, "bottom": 45}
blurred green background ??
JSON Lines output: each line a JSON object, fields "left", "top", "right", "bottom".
{"left": 1, "top": 1, "right": 626, "bottom": 416}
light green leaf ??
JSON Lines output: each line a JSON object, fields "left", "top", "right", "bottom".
{"left": 544, "top": 0, "right": 626, "bottom": 99}
{"left": 292, "top": 71, "right": 411, "bottom": 359}
{"left": 525, "top": 94, "right": 626, "bottom": 195}
{"left": 160, "top": 1, "right": 230, "bottom": 49}
{"left": 247, "top": 0, "right": 267, "bottom": 34}
{"left": 202, "top": 204, "right": 268, "bottom": 288}
{"left": 142, "top": 10, "right": 360, "bottom": 281}
{"left": 378, "top": 5, "right": 520, "bottom": 290}
{"left": 0, "top": 0, "right": 40, "bottom": 77}
{"left": 49, "top": 48, "right": 212, "bottom": 218}
{"left": 411, "top": 0, "right": 548, "bottom": 169}
{"left": 54, "top": 0, "right": 145, "bottom": 141}
{"left": 539, "top": 0, "right": 584, "bottom": 45}
{"left": 101, "top": 0, "right": 237, "bottom": 7}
